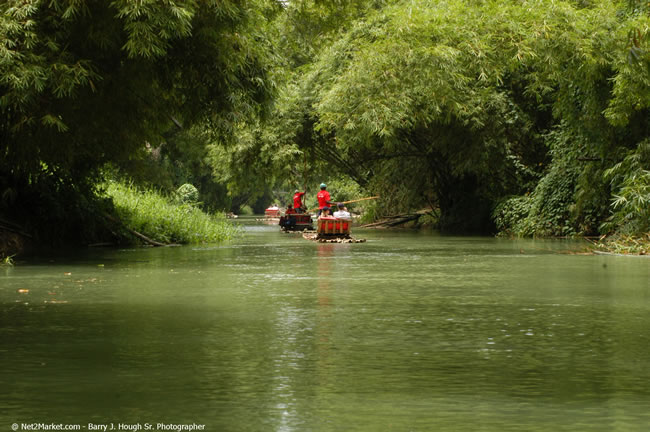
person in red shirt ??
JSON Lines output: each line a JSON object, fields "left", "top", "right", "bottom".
{"left": 293, "top": 189, "right": 306, "bottom": 213}
{"left": 316, "top": 183, "right": 333, "bottom": 216}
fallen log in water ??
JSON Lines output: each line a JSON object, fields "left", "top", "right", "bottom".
{"left": 359, "top": 217, "right": 415, "bottom": 228}
{"left": 359, "top": 208, "right": 434, "bottom": 228}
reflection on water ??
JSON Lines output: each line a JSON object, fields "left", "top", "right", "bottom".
{"left": 1, "top": 218, "right": 650, "bottom": 430}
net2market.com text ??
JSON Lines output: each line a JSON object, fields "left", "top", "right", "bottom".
{"left": 13, "top": 423, "right": 205, "bottom": 432}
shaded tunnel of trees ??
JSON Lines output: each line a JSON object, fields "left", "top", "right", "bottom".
{"left": 0, "top": 0, "right": 648, "bottom": 247}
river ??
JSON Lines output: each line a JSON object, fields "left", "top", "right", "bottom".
{"left": 2, "top": 217, "right": 650, "bottom": 431}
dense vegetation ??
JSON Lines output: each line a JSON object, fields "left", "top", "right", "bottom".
{"left": 271, "top": 0, "right": 649, "bottom": 236}
{"left": 0, "top": 0, "right": 276, "bottom": 247}
{"left": 0, "top": 0, "right": 648, "bottom": 254}
{"left": 105, "top": 180, "right": 238, "bottom": 244}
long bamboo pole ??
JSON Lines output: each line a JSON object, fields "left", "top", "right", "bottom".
{"left": 307, "top": 195, "right": 380, "bottom": 213}
{"left": 339, "top": 196, "right": 380, "bottom": 205}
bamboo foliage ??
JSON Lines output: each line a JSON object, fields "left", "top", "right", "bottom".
{"left": 1, "top": 0, "right": 648, "bottom": 241}
{"left": 267, "top": 0, "right": 649, "bottom": 233}
{"left": 0, "top": 0, "right": 277, "bottom": 243}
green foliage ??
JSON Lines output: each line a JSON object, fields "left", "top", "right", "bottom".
{"left": 492, "top": 196, "right": 533, "bottom": 237}
{"left": 604, "top": 4, "right": 650, "bottom": 126}
{"left": 1, "top": 254, "right": 15, "bottom": 266}
{"left": 176, "top": 184, "right": 199, "bottom": 205}
{"left": 273, "top": 0, "right": 572, "bottom": 230}
{"left": 493, "top": 126, "right": 594, "bottom": 237}
{"left": 272, "top": 0, "right": 388, "bottom": 68}
{"left": 206, "top": 123, "right": 290, "bottom": 211}
{"left": 202, "top": 0, "right": 395, "bottom": 213}
{"left": 513, "top": 167, "right": 580, "bottom": 237}
{"left": 239, "top": 205, "right": 254, "bottom": 216}
{"left": 521, "top": 129, "right": 585, "bottom": 237}
{"left": 1, "top": 0, "right": 275, "bottom": 178}
{"left": 601, "top": 139, "right": 650, "bottom": 235}
{"left": 2, "top": 0, "right": 649, "bottom": 244}
{"left": 0, "top": 0, "right": 276, "bottom": 245}
{"left": 265, "top": 0, "right": 649, "bottom": 235}
{"left": 105, "top": 180, "right": 238, "bottom": 244}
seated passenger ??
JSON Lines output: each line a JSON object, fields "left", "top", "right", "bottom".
{"left": 332, "top": 203, "right": 351, "bottom": 220}
{"left": 282, "top": 206, "right": 297, "bottom": 229}
{"left": 318, "top": 208, "right": 332, "bottom": 219}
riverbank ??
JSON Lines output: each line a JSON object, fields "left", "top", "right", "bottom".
{"left": 590, "top": 233, "right": 650, "bottom": 256}
{"left": 0, "top": 182, "right": 239, "bottom": 260}
{"left": 0, "top": 230, "right": 27, "bottom": 262}
{"left": 363, "top": 211, "right": 650, "bottom": 257}
{"left": 105, "top": 181, "right": 239, "bottom": 245}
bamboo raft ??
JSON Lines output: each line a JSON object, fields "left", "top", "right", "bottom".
{"left": 302, "top": 232, "right": 366, "bottom": 243}
{"left": 279, "top": 213, "right": 313, "bottom": 231}
{"left": 301, "top": 217, "right": 366, "bottom": 243}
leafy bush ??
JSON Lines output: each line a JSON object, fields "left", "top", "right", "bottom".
{"left": 492, "top": 196, "right": 533, "bottom": 236}
{"left": 176, "top": 183, "right": 200, "bottom": 205}
{"left": 523, "top": 162, "right": 580, "bottom": 237}
{"left": 493, "top": 127, "right": 584, "bottom": 237}
{"left": 601, "top": 140, "right": 650, "bottom": 236}
{"left": 239, "top": 205, "right": 254, "bottom": 216}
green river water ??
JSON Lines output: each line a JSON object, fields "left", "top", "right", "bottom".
{"left": 2, "top": 217, "right": 650, "bottom": 431}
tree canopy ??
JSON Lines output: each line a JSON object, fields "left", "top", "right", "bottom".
{"left": 0, "top": 0, "right": 277, "bottom": 242}
{"left": 262, "top": 0, "right": 649, "bottom": 233}
{"left": 1, "top": 0, "right": 648, "bottom": 246}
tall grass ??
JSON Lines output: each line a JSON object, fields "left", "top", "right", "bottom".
{"left": 105, "top": 181, "right": 239, "bottom": 244}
